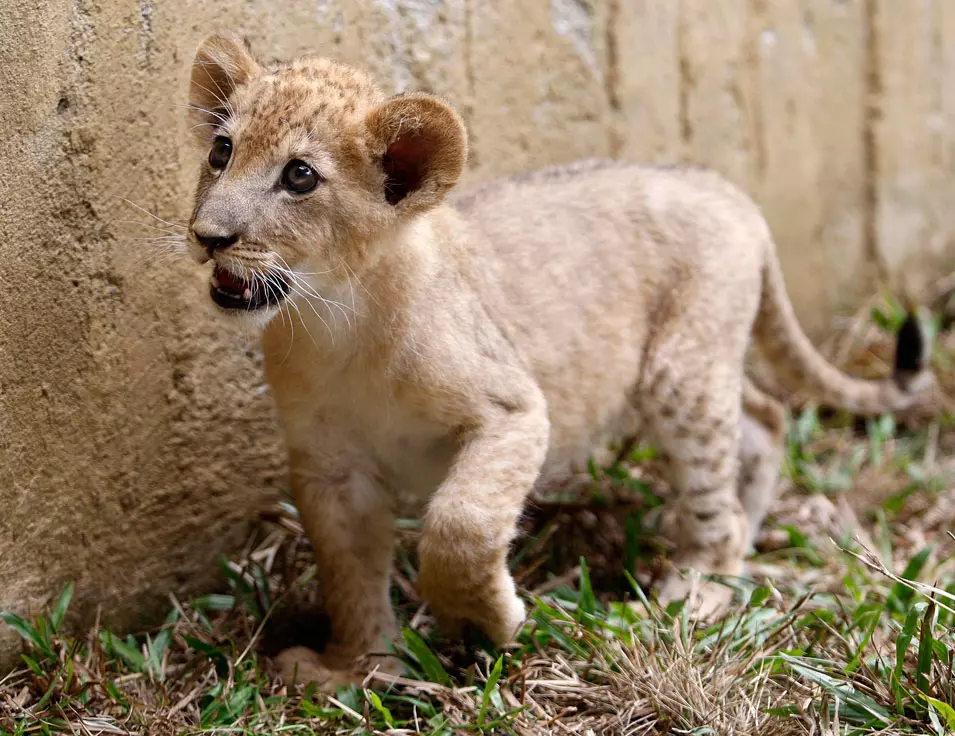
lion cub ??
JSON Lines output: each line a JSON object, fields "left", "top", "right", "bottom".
{"left": 181, "top": 34, "right": 934, "bottom": 689}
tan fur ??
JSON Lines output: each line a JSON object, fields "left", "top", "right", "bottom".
{"left": 181, "top": 34, "right": 935, "bottom": 690}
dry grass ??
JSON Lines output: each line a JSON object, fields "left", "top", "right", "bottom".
{"left": 2, "top": 287, "right": 954, "bottom": 736}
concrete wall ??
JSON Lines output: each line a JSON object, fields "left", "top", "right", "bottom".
{"left": 1, "top": 0, "right": 952, "bottom": 667}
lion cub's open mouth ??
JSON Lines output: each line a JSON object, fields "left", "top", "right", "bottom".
{"left": 210, "top": 265, "right": 290, "bottom": 310}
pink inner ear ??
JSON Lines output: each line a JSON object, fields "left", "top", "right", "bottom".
{"left": 383, "top": 132, "right": 434, "bottom": 205}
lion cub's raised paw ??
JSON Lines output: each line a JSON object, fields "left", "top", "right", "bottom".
{"left": 428, "top": 585, "right": 526, "bottom": 648}
{"left": 418, "top": 552, "right": 527, "bottom": 648}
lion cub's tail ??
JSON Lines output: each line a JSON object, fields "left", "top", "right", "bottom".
{"left": 753, "top": 248, "right": 936, "bottom": 416}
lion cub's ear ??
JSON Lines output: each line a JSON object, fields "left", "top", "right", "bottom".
{"left": 188, "top": 32, "right": 261, "bottom": 139}
{"left": 364, "top": 93, "right": 468, "bottom": 213}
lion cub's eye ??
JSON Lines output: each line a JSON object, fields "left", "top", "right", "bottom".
{"left": 208, "top": 136, "right": 233, "bottom": 170}
{"left": 281, "top": 160, "right": 320, "bottom": 194}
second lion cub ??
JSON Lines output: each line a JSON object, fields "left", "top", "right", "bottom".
{"left": 181, "top": 33, "right": 934, "bottom": 689}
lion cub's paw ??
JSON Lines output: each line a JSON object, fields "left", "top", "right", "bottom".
{"left": 275, "top": 646, "right": 406, "bottom": 692}
{"left": 655, "top": 568, "right": 735, "bottom": 620}
{"left": 274, "top": 647, "right": 363, "bottom": 693}
{"left": 275, "top": 647, "right": 360, "bottom": 692}
{"left": 424, "top": 568, "right": 527, "bottom": 648}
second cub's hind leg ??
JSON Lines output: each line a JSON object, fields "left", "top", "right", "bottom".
{"left": 641, "top": 360, "right": 748, "bottom": 617}
{"left": 738, "top": 378, "right": 786, "bottom": 548}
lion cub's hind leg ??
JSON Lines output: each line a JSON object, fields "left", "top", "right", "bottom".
{"left": 738, "top": 378, "right": 786, "bottom": 549}
{"left": 640, "top": 359, "right": 749, "bottom": 618}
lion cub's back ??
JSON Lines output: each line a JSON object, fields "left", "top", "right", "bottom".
{"left": 449, "top": 158, "right": 768, "bottom": 334}
{"left": 448, "top": 160, "right": 770, "bottom": 465}
{"left": 451, "top": 159, "right": 767, "bottom": 277}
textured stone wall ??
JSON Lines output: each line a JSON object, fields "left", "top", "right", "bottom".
{"left": 1, "top": 0, "right": 952, "bottom": 668}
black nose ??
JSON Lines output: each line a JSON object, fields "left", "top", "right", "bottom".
{"left": 194, "top": 232, "right": 238, "bottom": 255}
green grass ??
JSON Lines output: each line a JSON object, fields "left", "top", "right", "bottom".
{"left": 3, "top": 541, "right": 955, "bottom": 735}
{"left": 1, "top": 298, "right": 953, "bottom": 735}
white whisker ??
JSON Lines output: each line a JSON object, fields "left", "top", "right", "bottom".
{"left": 273, "top": 254, "right": 340, "bottom": 279}
{"left": 286, "top": 281, "right": 338, "bottom": 341}
{"left": 126, "top": 234, "right": 187, "bottom": 243}
{"left": 189, "top": 79, "right": 237, "bottom": 120}
{"left": 268, "top": 257, "right": 357, "bottom": 326}
{"left": 289, "top": 275, "right": 354, "bottom": 330}
{"left": 341, "top": 259, "right": 377, "bottom": 308}
{"left": 262, "top": 263, "right": 337, "bottom": 342}
{"left": 127, "top": 242, "right": 188, "bottom": 269}
{"left": 177, "top": 104, "right": 229, "bottom": 124}
{"left": 283, "top": 287, "right": 322, "bottom": 351}
{"left": 259, "top": 269, "right": 301, "bottom": 363}
{"left": 112, "top": 220, "right": 186, "bottom": 238}
{"left": 117, "top": 201, "right": 188, "bottom": 231}
{"left": 191, "top": 60, "right": 241, "bottom": 120}
{"left": 190, "top": 122, "right": 224, "bottom": 133}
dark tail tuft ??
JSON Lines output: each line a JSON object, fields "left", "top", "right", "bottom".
{"left": 894, "top": 312, "right": 926, "bottom": 388}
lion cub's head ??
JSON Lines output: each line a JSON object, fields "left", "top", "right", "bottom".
{"left": 184, "top": 33, "right": 467, "bottom": 325}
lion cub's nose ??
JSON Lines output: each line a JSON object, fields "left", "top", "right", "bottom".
{"left": 194, "top": 231, "right": 239, "bottom": 256}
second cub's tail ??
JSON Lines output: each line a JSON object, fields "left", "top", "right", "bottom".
{"left": 753, "top": 248, "right": 935, "bottom": 416}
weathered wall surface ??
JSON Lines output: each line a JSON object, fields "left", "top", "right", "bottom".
{"left": 1, "top": 0, "right": 952, "bottom": 667}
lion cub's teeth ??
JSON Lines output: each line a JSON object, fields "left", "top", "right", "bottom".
{"left": 211, "top": 275, "right": 220, "bottom": 288}
{"left": 243, "top": 288, "right": 252, "bottom": 301}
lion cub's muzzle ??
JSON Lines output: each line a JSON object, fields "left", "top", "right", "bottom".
{"left": 210, "top": 264, "right": 291, "bottom": 311}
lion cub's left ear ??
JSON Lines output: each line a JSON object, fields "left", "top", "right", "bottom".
{"left": 364, "top": 93, "right": 468, "bottom": 214}
{"left": 188, "top": 32, "right": 261, "bottom": 140}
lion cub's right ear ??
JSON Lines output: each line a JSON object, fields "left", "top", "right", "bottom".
{"left": 188, "top": 32, "right": 261, "bottom": 140}
{"left": 364, "top": 93, "right": 468, "bottom": 215}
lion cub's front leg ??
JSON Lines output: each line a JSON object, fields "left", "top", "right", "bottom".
{"left": 275, "top": 445, "right": 402, "bottom": 691}
{"left": 417, "top": 384, "right": 550, "bottom": 647}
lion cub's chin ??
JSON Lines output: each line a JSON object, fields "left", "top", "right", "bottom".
{"left": 207, "top": 296, "right": 284, "bottom": 330}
